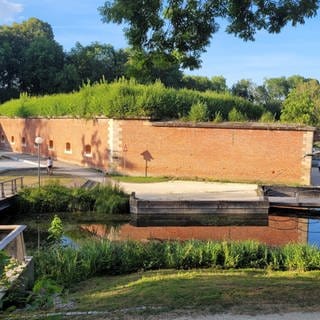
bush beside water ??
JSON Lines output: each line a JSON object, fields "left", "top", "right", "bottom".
{"left": 34, "top": 240, "right": 320, "bottom": 287}
{"left": 16, "top": 181, "right": 129, "bottom": 214}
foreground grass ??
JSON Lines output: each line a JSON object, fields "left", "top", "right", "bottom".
{"left": 67, "top": 269, "right": 320, "bottom": 314}
{"left": 6, "top": 269, "right": 320, "bottom": 319}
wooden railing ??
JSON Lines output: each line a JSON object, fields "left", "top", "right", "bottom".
{"left": 0, "top": 225, "right": 33, "bottom": 303}
{"left": 0, "top": 177, "right": 23, "bottom": 199}
{"left": 0, "top": 225, "right": 27, "bottom": 262}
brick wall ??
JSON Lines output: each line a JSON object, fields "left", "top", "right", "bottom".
{"left": 119, "top": 120, "right": 314, "bottom": 185}
{"left": 0, "top": 117, "right": 314, "bottom": 185}
{"left": 0, "top": 117, "right": 109, "bottom": 169}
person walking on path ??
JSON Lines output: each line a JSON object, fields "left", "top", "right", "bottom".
{"left": 46, "top": 156, "right": 53, "bottom": 175}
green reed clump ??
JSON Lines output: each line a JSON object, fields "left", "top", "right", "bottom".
{"left": 16, "top": 181, "right": 129, "bottom": 214}
{"left": 93, "top": 184, "right": 129, "bottom": 214}
{"left": 34, "top": 239, "right": 320, "bottom": 288}
{"left": 282, "top": 243, "right": 320, "bottom": 271}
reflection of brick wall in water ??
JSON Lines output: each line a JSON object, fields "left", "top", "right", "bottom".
{"left": 0, "top": 118, "right": 314, "bottom": 184}
{"left": 81, "top": 216, "right": 308, "bottom": 246}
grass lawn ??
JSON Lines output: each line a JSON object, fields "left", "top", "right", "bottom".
{"left": 110, "top": 175, "right": 171, "bottom": 183}
{"left": 0, "top": 170, "right": 86, "bottom": 187}
{"left": 9, "top": 269, "right": 320, "bottom": 320}
{"left": 67, "top": 269, "right": 320, "bottom": 315}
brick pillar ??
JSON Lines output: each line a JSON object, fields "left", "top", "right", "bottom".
{"left": 107, "top": 119, "right": 122, "bottom": 173}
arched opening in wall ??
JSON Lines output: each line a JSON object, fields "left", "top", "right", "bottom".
{"left": 48, "top": 140, "right": 54, "bottom": 150}
{"left": 21, "top": 137, "right": 26, "bottom": 146}
{"left": 84, "top": 144, "right": 92, "bottom": 157}
{"left": 65, "top": 142, "right": 72, "bottom": 154}
{"left": 1, "top": 134, "right": 5, "bottom": 143}
{"left": 10, "top": 136, "right": 15, "bottom": 144}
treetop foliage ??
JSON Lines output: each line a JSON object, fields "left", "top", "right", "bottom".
{"left": 99, "top": 0, "right": 319, "bottom": 68}
{"left": 281, "top": 79, "right": 320, "bottom": 126}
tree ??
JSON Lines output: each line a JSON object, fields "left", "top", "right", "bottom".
{"left": 100, "top": 0, "right": 319, "bottom": 69}
{"left": 67, "top": 42, "right": 128, "bottom": 84}
{"left": 181, "top": 75, "right": 213, "bottom": 91}
{"left": 263, "top": 77, "right": 289, "bottom": 101}
{"left": 0, "top": 18, "right": 60, "bottom": 100}
{"left": 22, "top": 37, "right": 65, "bottom": 94}
{"left": 281, "top": 80, "right": 320, "bottom": 126}
{"left": 125, "top": 49, "right": 183, "bottom": 87}
{"left": 211, "top": 76, "right": 228, "bottom": 92}
{"left": 256, "top": 76, "right": 311, "bottom": 119}
{"left": 180, "top": 75, "right": 228, "bottom": 92}
{"left": 231, "top": 79, "right": 255, "bottom": 102}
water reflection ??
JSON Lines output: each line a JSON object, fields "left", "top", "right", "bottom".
{"left": 5, "top": 212, "right": 320, "bottom": 248}
{"left": 308, "top": 219, "right": 320, "bottom": 246}
{"left": 79, "top": 215, "right": 311, "bottom": 247}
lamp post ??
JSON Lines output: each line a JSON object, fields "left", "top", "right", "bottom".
{"left": 35, "top": 136, "right": 43, "bottom": 188}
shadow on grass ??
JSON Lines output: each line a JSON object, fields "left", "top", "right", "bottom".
{"left": 67, "top": 269, "right": 320, "bottom": 316}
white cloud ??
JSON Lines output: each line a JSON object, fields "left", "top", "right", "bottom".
{"left": 0, "top": 0, "right": 23, "bottom": 23}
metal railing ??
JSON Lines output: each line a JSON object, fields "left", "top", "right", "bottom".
{"left": 0, "top": 225, "right": 27, "bottom": 262}
{"left": 0, "top": 177, "right": 23, "bottom": 199}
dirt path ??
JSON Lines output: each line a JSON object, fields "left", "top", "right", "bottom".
{"left": 171, "top": 313, "right": 320, "bottom": 320}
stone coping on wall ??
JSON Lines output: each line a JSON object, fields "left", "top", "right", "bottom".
{"left": 151, "top": 121, "right": 316, "bottom": 132}
{"left": 0, "top": 116, "right": 315, "bottom": 132}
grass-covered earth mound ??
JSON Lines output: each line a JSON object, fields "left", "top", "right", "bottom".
{"left": 0, "top": 79, "right": 264, "bottom": 121}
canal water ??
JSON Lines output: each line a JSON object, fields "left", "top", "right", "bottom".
{"left": 4, "top": 211, "right": 320, "bottom": 250}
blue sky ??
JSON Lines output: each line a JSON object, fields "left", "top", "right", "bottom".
{"left": 1, "top": 0, "right": 320, "bottom": 86}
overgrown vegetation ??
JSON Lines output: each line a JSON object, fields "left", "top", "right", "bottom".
{"left": 0, "top": 79, "right": 264, "bottom": 121}
{"left": 0, "top": 250, "right": 9, "bottom": 278}
{"left": 15, "top": 181, "right": 129, "bottom": 214}
{"left": 34, "top": 239, "right": 320, "bottom": 288}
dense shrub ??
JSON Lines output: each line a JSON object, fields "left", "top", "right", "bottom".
{"left": 188, "top": 101, "right": 209, "bottom": 122}
{"left": 228, "top": 107, "right": 248, "bottom": 122}
{"left": 93, "top": 184, "right": 129, "bottom": 214}
{"left": 16, "top": 182, "right": 129, "bottom": 214}
{"left": 34, "top": 240, "right": 320, "bottom": 288}
{"left": 0, "top": 79, "right": 264, "bottom": 121}
{"left": 260, "top": 111, "right": 276, "bottom": 123}
{"left": 17, "top": 182, "right": 72, "bottom": 213}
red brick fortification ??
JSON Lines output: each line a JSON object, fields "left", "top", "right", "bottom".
{"left": 119, "top": 120, "right": 314, "bottom": 185}
{"left": 0, "top": 117, "right": 109, "bottom": 169}
{"left": 0, "top": 117, "right": 314, "bottom": 185}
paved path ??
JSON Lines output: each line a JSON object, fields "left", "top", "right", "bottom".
{"left": 0, "top": 151, "right": 260, "bottom": 200}
{"left": 0, "top": 151, "right": 106, "bottom": 181}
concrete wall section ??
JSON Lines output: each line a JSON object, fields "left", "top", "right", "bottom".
{"left": 0, "top": 118, "right": 315, "bottom": 185}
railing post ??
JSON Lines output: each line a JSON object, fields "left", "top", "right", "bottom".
{"left": 16, "top": 233, "right": 27, "bottom": 262}
{"left": 1, "top": 182, "right": 4, "bottom": 198}
{"left": 14, "top": 179, "right": 17, "bottom": 193}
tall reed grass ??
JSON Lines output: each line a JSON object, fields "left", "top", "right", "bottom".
{"left": 34, "top": 240, "right": 320, "bottom": 287}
